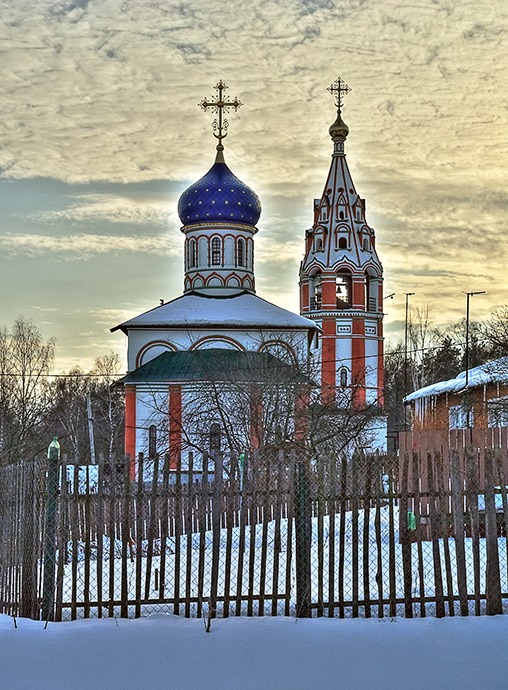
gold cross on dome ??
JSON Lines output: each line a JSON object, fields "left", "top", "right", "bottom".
{"left": 199, "top": 80, "right": 243, "bottom": 148}
{"left": 327, "top": 77, "right": 351, "bottom": 115}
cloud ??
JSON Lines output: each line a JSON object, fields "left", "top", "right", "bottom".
{"left": 30, "top": 192, "right": 177, "bottom": 227}
{"left": 0, "top": 0, "right": 507, "bottom": 369}
{"left": 0, "top": 231, "right": 181, "bottom": 258}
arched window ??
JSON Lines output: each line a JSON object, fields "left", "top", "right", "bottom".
{"left": 339, "top": 211, "right": 344, "bottom": 220}
{"left": 363, "top": 237, "right": 370, "bottom": 251}
{"left": 211, "top": 237, "right": 221, "bottom": 265}
{"left": 209, "top": 422, "right": 221, "bottom": 455}
{"left": 338, "top": 237, "right": 347, "bottom": 250}
{"left": 237, "top": 238, "right": 245, "bottom": 267}
{"left": 366, "top": 271, "right": 377, "bottom": 311}
{"left": 148, "top": 425, "right": 157, "bottom": 458}
{"left": 339, "top": 367, "right": 348, "bottom": 388}
{"left": 336, "top": 271, "right": 352, "bottom": 308}
{"left": 189, "top": 239, "right": 197, "bottom": 268}
{"left": 310, "top": 272, "right": 322, "bottom": 310}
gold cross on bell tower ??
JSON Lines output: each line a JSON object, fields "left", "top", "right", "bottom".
{"left": 327, "top": 77, "right": 351, "bottom": 115}
{"left": 199, "top": 80, "right": 243, "bottom": 156}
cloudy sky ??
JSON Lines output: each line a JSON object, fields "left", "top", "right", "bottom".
{"left": 1, "top": 0, "right": 507, "bottom": 371}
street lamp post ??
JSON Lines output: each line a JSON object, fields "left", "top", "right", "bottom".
{"left": 463, "top": 291, "right": 486, "bottom": 388}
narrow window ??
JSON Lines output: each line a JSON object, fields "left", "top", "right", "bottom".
{"left": 338, "top": 237, "right": 347, "bottom": 250}
{"left": 339, "top": 368, "right": 348, "bottom": 388}
{"left": 148, "top": 425, "right": 157, "bottom": 458}
{"left": 209, "top": 422, "right": 221, "bottom": 455}
{"left": 189, "top": 239, "right": 197, "bottom": 268}
{"left": 211, "top": 237, "right": 221, "bottom": 265}
{"left": 339, "top": 211, "right": 344, "bottom": 220}
{"left": 237, "top": 238, "right": 245, "bottom": 267}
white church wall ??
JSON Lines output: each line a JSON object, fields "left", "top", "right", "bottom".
{"left": 364, "top": 337, "right": 379, "bottom": 404}
{"left": 135, "top": 386, "right": 168, "bottom": 459}
{"left": 127, "top": 327, "right": 311, "bottom": 370}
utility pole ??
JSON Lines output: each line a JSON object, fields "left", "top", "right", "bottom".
{"left": 463, "top": 291, "right": 486, "bottom": 388}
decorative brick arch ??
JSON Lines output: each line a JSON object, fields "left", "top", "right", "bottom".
{"left": 136, "top": 341, "right": 177, "bottom": 367}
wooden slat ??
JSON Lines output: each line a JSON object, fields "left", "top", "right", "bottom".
{"left": 374, "top": 459, "right": 384, "bottom": 619}
{"left": 96, "top": 456, "right": 104, "bottom": 618}
{"left": 185, "top": 453, "right": 195, "bottom": 618}
{"left": 466, "top": 446, "right": 481, "bottom": 615}
{"left": 400, "top": 452, "right": 413, "bottom": 618}
{"left": 235, "top": 453, "right": 248, "bottom": 617}
{"left": 209, "top": 452, "right": 222, "bottom": 619}
{"left": 362, "top": 455, "right": 372, "bottom": 618}
{"left": 450, "top": 449, "right": 468, "bottom": 616}
{"left": 196, "top": 454, "right": 208, "bottom": 619}
{"left": 436, "top": 452, "right": 454, "bottom": 616}
{"left": 316, "top": 457, "right": 324, "bottom": 617}
{"left": 247, "top": 452, "right": 258, "bottom": 617}
{"left": 144, "top": 454, "right": 159, "bottom": 601}
{"left": 134, "top": 454, "right": 144, "bottom": 619}
{"left": 412, "top": 451, "right": 426, "bottom": 617}
{"left": 338, "top": 455, "right": 347, "bottom": 619}
{"left": 271, "top": 451, "right": 284, "bottom": 617}
{"left": 159, "top": 454, "right": 171, "bottom": 602}
{"left": 70, "top": 464, "right": 79, "bottom": 621}
{"left": 327, "top": 455, "right": 337, "bottom": 618}
{"left": 284, "top": 453, "right": 294, "bottom": 617}
{"left": 173, "top": 458, "right": 183, "bottom": 616}
{"left": 120, "top": 457, "right": 130, "bottom": 619}
{"left": 258, "top": 453, "right": 270, "bottom": 616}
{"left": 351, "top": 454, "right": 359, "bottom": 618}
{"left": 428, "top": 452, "right": 445, "bottom": 618}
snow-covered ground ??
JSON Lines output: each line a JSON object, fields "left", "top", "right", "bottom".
{"left": 2, "top": 613, "right": 508, "bottom": 689}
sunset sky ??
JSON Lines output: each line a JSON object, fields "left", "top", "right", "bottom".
{"left": 1, "top": 0, "right": 507, "bottom": 372}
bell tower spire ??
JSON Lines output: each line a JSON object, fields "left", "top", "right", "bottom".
{"left": 299, "top": 78, "right": 384, "bottom": 412}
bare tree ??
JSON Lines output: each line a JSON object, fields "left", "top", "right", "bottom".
{"left": 0, "top": 317, "right": 55, "bottom": 464}
{"left": 136, "top": 337, "right": 383, "bottom": 469}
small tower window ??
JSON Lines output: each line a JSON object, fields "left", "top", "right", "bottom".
{"left": 189, "top": 239, "right": 197, "bottom": 268}
{"left": 211, "top": 237, "right": 221, "bottom": 265}
{"left": 338, "top": 237, "right": 347, "bottom": 250}
{"left": 237, "top": 238, "right": 245, "bottom": 267}
{"left": 363, "top": 237, "right": 370, "bottom": 251}
{"left": 339, "top": 211, "right": 344, "bottom": 220}
{"left": 339, "top": 367, "right": 348, "bottom": 388}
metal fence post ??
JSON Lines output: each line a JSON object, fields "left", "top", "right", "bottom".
{"left": 41, "top": 438, "right": 60, "bottom": 622}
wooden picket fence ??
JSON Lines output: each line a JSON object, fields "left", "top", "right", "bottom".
{"left": 1, "top": 444, "right": 508, "bottom": 621}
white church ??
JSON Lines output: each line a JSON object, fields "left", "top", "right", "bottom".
{"left": 112, "top": 79, "right": 385, "bottom": 476}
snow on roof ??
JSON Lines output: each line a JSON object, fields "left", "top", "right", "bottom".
{"left": 404, "top": 357, "right": 508, "bottom": 403}
{"left": 111, "top": 291, "right": 318, "bottom": 334}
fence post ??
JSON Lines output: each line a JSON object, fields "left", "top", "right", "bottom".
{"left": 41, "top": 438, "right": 60, "bottom": 622}
{"left": 294, "top": 451, "right": 312, "bottom": 617}
{"left": 20, "top": 460, "right": 38, "bottom": 619}
{"left": 485, "top": 449, "right": 502, "bottom": 615}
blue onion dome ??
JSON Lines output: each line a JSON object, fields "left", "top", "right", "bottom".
{"left": 178, "top": 156, "right": 262, "bottom": 226}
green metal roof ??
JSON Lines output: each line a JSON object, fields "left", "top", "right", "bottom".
{"left": 117, "top": 349, "right": 312, "bottom": 386}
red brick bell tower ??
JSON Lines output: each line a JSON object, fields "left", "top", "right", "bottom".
{"left": 299, "top": 78, "right": 384, "bottom": 410}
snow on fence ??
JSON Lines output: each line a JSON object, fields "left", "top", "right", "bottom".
{"left": 1, "top": 444, "right": 508, "bottom": 622}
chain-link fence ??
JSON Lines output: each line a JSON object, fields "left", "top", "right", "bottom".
{"left": 1, "top": 442, "right": 508, "bottom": 621}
